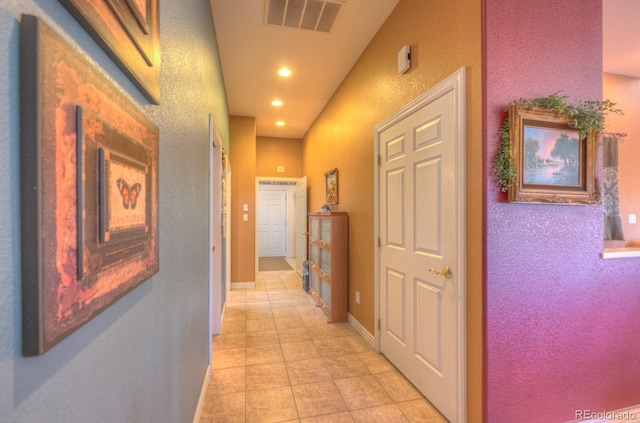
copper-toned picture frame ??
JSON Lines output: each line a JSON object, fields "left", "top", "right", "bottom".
{"left": 325, "top": 168, "right": 338, "bottom": 205}
{"left": 59, "top": 0, "right": 160, "bottom": 104}
{"left": 508, "top": 103, "right": 600, "bottom": 204}
{"left": 20, "top": 15, "right": 159, "bottom": 356}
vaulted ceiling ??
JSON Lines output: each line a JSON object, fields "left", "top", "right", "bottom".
{"left": 210, "top": 0, "right": 637, "bottom": 139}
{"left": 210, "top": 0, "right": 399, "bottom": 138}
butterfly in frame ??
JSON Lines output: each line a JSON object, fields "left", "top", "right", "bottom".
{"left": 116, "top": 178, "right": 142, "bottom": 210}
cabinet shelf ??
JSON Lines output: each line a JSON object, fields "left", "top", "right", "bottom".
{"left": 307, "top": 212, "right": 348, "bottom": 323}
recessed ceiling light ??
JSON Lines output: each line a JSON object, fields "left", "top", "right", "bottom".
{"left": 272, "top": 100, "right": 283, "bottom": 107}
{"left": 276, "top": 121, "right": 285, "bottom": 126}
{"left": 278, "top": 68, "right": 292, "bottom": 77}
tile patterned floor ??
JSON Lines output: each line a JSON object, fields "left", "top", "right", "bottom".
{"left": 200, "top": 269, "right": 448, "bottom": 423}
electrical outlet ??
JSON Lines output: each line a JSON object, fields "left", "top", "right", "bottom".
{"left": 243, "top": 213, "right": 248, "bottom": 222}
{"left": 355, "top": 291, "right": 361, "bottom": 304}
{"left": 630, "top": 214, "right": 637, "bottom": 224}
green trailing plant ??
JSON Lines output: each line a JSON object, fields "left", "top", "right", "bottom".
{"left": 494, "top": 93, "right": 624, "bottom": 192}
{"left": 496, "top": 117, "right": 515, "bottom": 192}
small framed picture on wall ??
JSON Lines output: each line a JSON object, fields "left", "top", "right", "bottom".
{"left": 325, "top": 168, "right": 338, "bottom": 205}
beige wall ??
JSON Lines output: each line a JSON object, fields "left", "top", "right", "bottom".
{"left": 230, "top": 116, "right": 257, "bottom": 282}
{"left": 231, "top": 130, "right": 304, "bottom": 281}
{"left": 256, "top": 137, "right": 303, "bottom": 178}
{"left": 301, "top": 0, "right": 483, "bottom": 420}
{"left": 603, "top": 73, "right": 640, "bottom": 242}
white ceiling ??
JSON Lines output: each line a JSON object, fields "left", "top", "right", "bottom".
{"left": 210, "top": 0, "right": 636, "bottom": 139}
{"left": 210, "top": 0, "right": 399, "bottom": 138}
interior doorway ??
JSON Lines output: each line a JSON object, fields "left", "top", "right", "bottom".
{"left": 208, "top": 114, "right": 224, "bottom": 365}
{"left": 258, "top": 189, "right": 287, "bottom": 257}
{"left": 374, "top": 68, "right": 467, "bottom": 422}
{"left": 295, "top": 177, "right": 308, "bottom": 275}
{"left": 255, "top": 177, "right": 307, "bottom": 275}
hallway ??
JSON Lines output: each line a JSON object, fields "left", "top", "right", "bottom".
{"left": 200, "top": 269, "right": 447, "bottom": 422}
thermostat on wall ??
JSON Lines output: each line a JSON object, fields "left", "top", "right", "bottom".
{"left": 398, "top": 45, "right": 411, "bottom": 74}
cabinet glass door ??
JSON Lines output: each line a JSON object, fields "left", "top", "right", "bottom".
{"left": 310, "top": 244, "right": 319, "bottom": 265}
{"left": 320, "top": 249, "right": 331, "bottom": 275}
{"left": 310, "top": 218, "right": 319, "bottom": 239}
{"left": 309, "top": 268, "right": 318, "bottom": 293}
{"left": 321, "top": 279, "right": 331, "bottom": 307}
{"left": 320, "top": 218, "right": 332, "bottom": 243}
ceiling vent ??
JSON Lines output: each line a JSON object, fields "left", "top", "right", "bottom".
{"left": 266, "top": 0, "right": 346, "bottom": 33}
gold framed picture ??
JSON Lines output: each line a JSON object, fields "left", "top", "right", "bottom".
{"left": 508, "top": 103, "right": 600, "bottom": 204}
{"left": 325, "top": 168, "right": 338, "bottom": 205}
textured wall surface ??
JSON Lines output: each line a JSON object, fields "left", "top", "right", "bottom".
{"left": 230, "top": 116, "right": 257, "bottom": 282}
{"left": 485, "top": 1, "right": 640, "bottom": 421}
{"left": 302, "top": 0, "right": 484, "bottom": 419}
{"left": 0, "top": 0, "right": 228, "bottom": 421}
{"left": 256, "top": 137, "right": 303, "bottom": 178}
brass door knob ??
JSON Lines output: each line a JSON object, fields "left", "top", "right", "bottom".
{"left": 429, "top": 266, "right": 452, "bottom": 279}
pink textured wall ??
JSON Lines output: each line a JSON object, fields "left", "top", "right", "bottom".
{"left": 485, "top": 1, "right": 640, "bottom": 422}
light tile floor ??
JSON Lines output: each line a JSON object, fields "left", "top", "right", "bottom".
{"left": 200, "top": 269, "right": 448, "bottom": 423}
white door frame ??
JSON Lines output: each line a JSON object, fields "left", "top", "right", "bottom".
{"left": 225, "top": 169, "right": 232, "bottom": 293}
{"left": 294, "top": 177, "right": 308, "bottom": 275}
{"left": 373, "top": 67, "right": 467, "bottom": 422}
{"left": 255, "top": 177, "right": 300, "bottom": 270}
{"left": 209, "top": 114, "right": 223, "bottom": 364}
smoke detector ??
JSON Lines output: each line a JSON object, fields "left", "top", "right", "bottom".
{"left": 265, "top": 0, "right": 346, "bottom": 33}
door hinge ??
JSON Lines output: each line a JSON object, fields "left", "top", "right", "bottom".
{"left": 378, "top": 319, "right": 381, "bottom": 330}
{"left": 377, "top": 237, "right": 381, "bottom": 247}
{"left": 378, "top": 155, "right": 382, "bottom": 166}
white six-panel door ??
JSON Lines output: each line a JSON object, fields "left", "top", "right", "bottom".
{"left": 376, "top": 68, "right": 466, "bottom": 422}
{"left": 258, "top": 189, "right": 287, "bottom": 257}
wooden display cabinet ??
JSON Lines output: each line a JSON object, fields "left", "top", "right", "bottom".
{"left": 307, "top": 211, "right": 348, "bottom": 322}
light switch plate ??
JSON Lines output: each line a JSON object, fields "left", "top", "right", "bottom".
{"left": 243, "top": 214, "right": 248, "bottom": 221}
{"left": 243, "top": 204, "right": 248, "bottom": 211}
{"left": 630, "top": 214, "right": 636, "bottom": 224}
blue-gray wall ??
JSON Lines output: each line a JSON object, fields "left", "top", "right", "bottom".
{"left": 0, "top": 0, "right": 229, "bottom": 421}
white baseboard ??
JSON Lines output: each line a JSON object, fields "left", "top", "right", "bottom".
{"left": 348, "top": 313, "right": 376, "bottom": 349}
{"left": 192, "top": 365, "right": 211, "bottom": 423}
{"left": 231, "top": 282, "right": 255, "bottom": 289}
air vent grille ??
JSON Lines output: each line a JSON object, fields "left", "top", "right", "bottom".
{"left": 266, "top": 0, "right": 346, "bottom": 33}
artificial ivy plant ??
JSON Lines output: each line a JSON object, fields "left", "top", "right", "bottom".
{"left": 495, "top": 93, "right": 623, "bottom": 192}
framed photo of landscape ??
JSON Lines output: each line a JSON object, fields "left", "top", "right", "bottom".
{"left": 508, "top": 103, "right": 599, "bottom": 204}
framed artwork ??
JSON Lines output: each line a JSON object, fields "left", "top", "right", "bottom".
{"left": 508, "top": 103, "right": 599, "bottom": 204}
{"left": 58, "top": 0, "right": 160, "bottom": 104}
{"left": 325, "top": 168, "right": 338, "bottom": 205}
{"left": 77, "top": 107, "right": 154, "bottom": 280}
{"left": 20, "top": 15, "right": 159, "bottom": 356}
